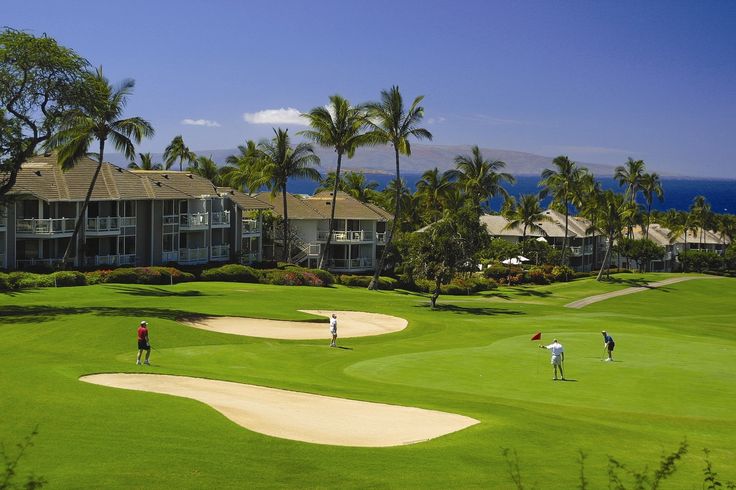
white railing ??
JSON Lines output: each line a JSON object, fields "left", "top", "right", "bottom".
{"left": 120, "top": 216, "right": 136, "bottom": 228}
{"left": 16, "top": 258, "right": 64, "bottom": 268}
{"left": 328, "top": 258, "right": 374, "bottom": 270}
{"left": 86, "top": 216, "right": 120, "bottom": 233}
{"left": 569, "top": 246, "right": 583, "bottom": 257}
{"left": 317, "top": 230, "right": 374, "bottom": 242}
{"left": 211, "top": 244, "right": 230, "bottom": 259}
{"left": 211, "top": 211, "right": 231, "bottom": 227}
{"left": 376, "top": 232, "right": 388, "bottom": 244}
{"left": 163, "top": 215, "right": 178, "bottom": 225}
{"left": 162, "top": 251, "right": 179, "bottom": 263}
{"left": 179, "top": 247, "right": 208, "bottom": 263}
{"left": 180, "top": 212, "right": 208, "bottom": 228}
{"left": 119, "top": 254, "right": 136, "bottom": 265}
{"left": 83, "top": 255, "right": 120, "bottom": 266}
{"left": 242, "top": 219, "right": 261, "bottom": 235}
{"left": 583, "top": 244, "right": 594, "bottom": 255}
{"left": 16, "top": 218, "right": 76, "bottom": 235}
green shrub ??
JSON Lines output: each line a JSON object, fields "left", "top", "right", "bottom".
{"left": 264, "top": 269, "right": 323, "bottom": 286}
{"left": 0, "top": 273, "right": 11, "bottom": 291}
{"left": 307, "top": 268, "right": 335, "bottom": 286}
{"left": 105, "top": 267, "right": 193, "bottom": 285}
{"left": 9, "top": 272, "right": 54, "bottom": 289}
{"left": 551, "top": 265, "right": 574, "bottom": 282}
{"left": 51, "top": 271, "right": 87, "bottom": 287}
{"left": 201, "top": 264, "right": 261, "bottom": 283}
{"left": 483, "top": 264, "right": 509, "bottom": 279}
{"left": 84, "top": 269, "right": 113, "bottom": 285}
{"left": 528, "top": 266, "right": 549, "bottom": 284}
{"left": 338, "top": 275, "right": 397, "bottom": 289}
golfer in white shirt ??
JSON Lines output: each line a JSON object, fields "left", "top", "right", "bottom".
{"left": 539, "top": 339, "right": 565, "bottom": 381}
{"left": 329, "top": 314, "right": 337, "bottom": 347}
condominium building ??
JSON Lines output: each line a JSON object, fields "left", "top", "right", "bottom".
{"left": 254, "top": 191, "right": 392, "bottom": 272}
{"left": 0, "top": 155, "right": 271, "bottom": 269}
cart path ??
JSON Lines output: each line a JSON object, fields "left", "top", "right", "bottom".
{"left": 564, "top": 276, "right": 724, "bottom": 309}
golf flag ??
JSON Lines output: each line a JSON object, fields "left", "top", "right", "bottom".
{"left": 530, "top": 332, "right": 542, "bottom": 341}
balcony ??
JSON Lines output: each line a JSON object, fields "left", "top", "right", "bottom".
{"left": 569, "top": 246, "right": 583, "bottom": 257}
{"left": 328, "top": 257, "right": 374, "bottom": 271}
{"left": 179, "top": 247, "right": 208, "bottom": 264}
{"left": 16, "top": 257, "right": 64, "bottom": 268}
{"left": 162, "top": 251, "right": 179, "bottom": 263}
{"left": 242, "top": 219, "right": 261, "bottom": 235}
{"left": 120, "top": 216, "right": 136, "bottom": 228}
{"left": 317, "top": 230, "right": 374, "bottom": 242}
{"left": 86, "top": 216, "right": 120, "bottom": 235}
{"left": 83, "top": 254, "right": 136, "bottom": 267}
{"left": 16, "top": 218, "right": 76, "bottom": 236}
{"left": 180, "top": 212, "right": 208, "bottom": 230}
{"left": 211, "top": 244, "right": 230, "bottom": 261}
{"left": 376, "top": 232, "right": 388, "bottom": 244}
{"left": 211, "top": 211, "right": 231, "bottom": 227}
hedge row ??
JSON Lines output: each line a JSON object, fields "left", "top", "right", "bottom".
{"left": 0, "top": 264, "right": 337, "bottom": 291}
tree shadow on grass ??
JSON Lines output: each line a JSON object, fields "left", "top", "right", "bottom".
{"left": 107, "top": 285, "right": 208, "bottom": 297}
{"left": 507, "top": 287, "right": 553, "bottom": 298}
{"left": 604, "top": 277, "right": 651, "bottom": 287}
{"left": 0, "top": 305, "right": 208, "bottom": 324}
{"left": 415, "top": 303, "right": 525, "bottom": 316}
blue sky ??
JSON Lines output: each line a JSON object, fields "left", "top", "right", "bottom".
{"left": 5, "top": 0, "right": 736, "bottom": 177}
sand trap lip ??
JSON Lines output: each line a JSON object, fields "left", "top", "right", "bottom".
{"left": 564, "top": 276, "right": 723, "bottom": 309}
{"left": 181, "top": 310, "right": 408, "bottom": 339}
{"left": 80, "top": 374, "right": 478, "bottom": 447}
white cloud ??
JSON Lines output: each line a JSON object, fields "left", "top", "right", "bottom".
{"left": 181, "top": 118, "right": 221, "bottom": 127}
{"left": 427, "top": 116, "right": 446, "bottom": 125}
{"left": 243, "top": 107, "right": 307, "bottom": 126}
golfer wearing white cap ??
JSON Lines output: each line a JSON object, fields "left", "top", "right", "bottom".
{"left": 136, "top": 321, "right": 151, "bottom": 365}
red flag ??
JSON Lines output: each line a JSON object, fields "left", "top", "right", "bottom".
{"left": 530, "top": 332, "right": 542, "bottom": 341}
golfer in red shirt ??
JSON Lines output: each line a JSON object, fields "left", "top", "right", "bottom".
{"left": 136, "top": 321, "right": 151, "bottom": 365}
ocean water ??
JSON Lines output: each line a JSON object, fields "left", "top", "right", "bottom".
{"left": 286, "top": 174, "right": 735, "bottom": 213}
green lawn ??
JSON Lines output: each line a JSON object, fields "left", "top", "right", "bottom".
{"left": 1, "top": 273, "right": 734, "bottom": 488}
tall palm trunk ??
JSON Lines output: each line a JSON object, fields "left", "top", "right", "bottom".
{"left": 318, "top": 151, "right": 343, "bottom": 270}
{"left": 562, "top": 208, "right": 569, "bottom": 264}
{"left": 645, "top": 203, "right": 652, "bottom": 239}
{"left": 62, "top": 139, "right": 106, "bottom": 268}
{"left": 521, "top": 224, "right": 528, "bottom": 255}
{"left": 596, "top": 232, "right": 614, "bottom": 281}
{"left": 369, "top": 146, "right": 400, "bottom": 290}
{"left": 281, "top": 184, "right": 289, "bottom": 262}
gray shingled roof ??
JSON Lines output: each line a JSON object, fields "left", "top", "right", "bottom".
{"left": 217, "top": 187, "right": 272, "bottom": 210}
{"left": 255, "top": 191, "right": 391, "bottom": 221}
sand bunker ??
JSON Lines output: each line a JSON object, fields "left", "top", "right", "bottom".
{"left": 81, "top": 374, "right": 478, "bottom": 447}
{"left": 181, "top": 310, "right": 408, "bottom": 340}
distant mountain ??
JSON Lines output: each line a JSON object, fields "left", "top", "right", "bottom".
{"left": 107, "top": 144, "right": 620, "bottom": 177}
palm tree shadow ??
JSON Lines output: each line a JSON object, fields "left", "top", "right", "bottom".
{"left": 418, "top": 304, "right": 525, "bottom": 316}
{"left": 0, "top": 305, "right": 208, "bottom": 324}
{"left": 108, "top": 285, "right": 208, "bottom": 297}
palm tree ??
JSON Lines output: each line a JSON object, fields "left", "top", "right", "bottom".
{"left": 223, "top": 140, "right": 266, "bottom": 193}
{"left": 415, "top": 167, "right": 454, "bottom": 224}
{"left": 299, "top": 95, "right": 370, "bottom": 269}
{"left": 258, "top": 128, "right": 320, "bottom": 261}
{"left": 447, "top": 146, "right": 514, "bottom": 213}
{"left": 341, "top": 171, "right": 379, "bottom": 203}
{"left": 188, "top": 155, "right": 221, "bottom": 185}
{"left": 128, "top": 152, "right": 162, "bottom": 170}
{"left": 364, "top": 86, "right": 432, "bottom": 289}
{"left": 539, "top": 156, "right": 587, "bottom": 266}
{"left": 614, "top": 157, "right": 646, "bottom": 204}
{"left": 640, "top": 172, "right": 664, "bottom": 238}
{"left": 50, "top": 66, "right": 154, "bottom": 266}
{"left": 588, "top": 190, "right": 630, "bottom": 281}
{"left": 163, "top": 135, "right": 197, "bottom": 171}
{"left": 502, "top": 193, "right": 552, "bottom": 253}
{"left": 576, "top": 175, "right": 604, "bottom": 271}
{"left": 689, "top": 195, "right": 712, "bottom": 247}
